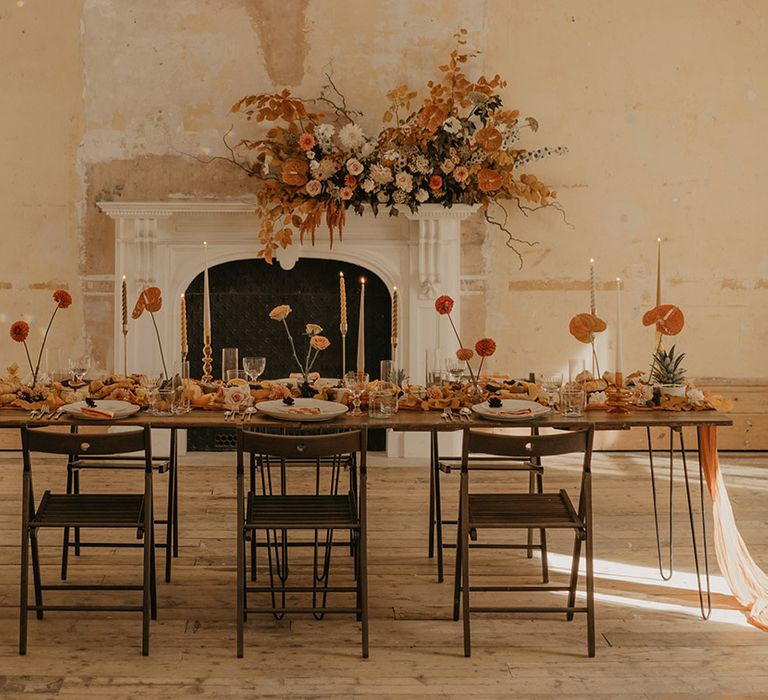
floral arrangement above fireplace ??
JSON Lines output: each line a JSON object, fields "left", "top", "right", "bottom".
{"left": 209, "top": 29, "right": 568, "bottom": 264}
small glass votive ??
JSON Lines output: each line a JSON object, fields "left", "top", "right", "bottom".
{"left": 560, "top": 385, "right": 586, "bottom": 417}
{"left": 368, "top": 389, "right": 398, "bottom": 418}
{"left": 150, "top": 387, "right": 175, "bottom": 416}
{"left": 226, "top": 369, "right": 249, "bottom": 383}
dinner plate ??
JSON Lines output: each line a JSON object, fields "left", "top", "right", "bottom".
{"left": 256, "top": 398, "right": 349, "bottom": 422}
{"left": 471, "top": 399, "right": 550, "bottom": 422}
{"left": 60, "top": 400, "right": 141, "bottom": 420}
{"left": 272, "top": 377, "right": 340, "bottom": 387}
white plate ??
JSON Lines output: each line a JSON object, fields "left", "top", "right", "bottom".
{"left": 272, "top": 377, "right": 340, "bottom": 387}
{"left": 256, "top": 398, "right": 349, "bottom": 422}
{"left": 60, "top": 400, "right": 141, "bottom": 420}
{"left": 471, "top": 399, "right": 550, "bottom": 422}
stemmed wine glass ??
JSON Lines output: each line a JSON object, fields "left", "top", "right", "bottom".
{"left": 344, "top": 371, "right": 369, "bottom": 416}
{"left": 243, "top": 356, "right": 266, "bottom": 382}
{"left": 68, "top": 356, "right": 91, "bottom": 385}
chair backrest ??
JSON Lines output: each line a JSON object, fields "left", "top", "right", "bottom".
{"left": 237, "top": 427, "right": 366, "bottom": 471}
{"left": 462, "top": 427, "right": 594, "bottom": 468}
{"left": 21, "top": 425, "right": 152, "bottom": 471}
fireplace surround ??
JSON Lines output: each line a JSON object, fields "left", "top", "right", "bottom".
{"left": 98, "top": 199, "right": 477, "bottom": 455}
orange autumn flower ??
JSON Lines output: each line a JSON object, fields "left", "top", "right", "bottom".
{"left": 298, "top": 133, "right": 316, "bottom": 151}
{"left": 53, "top": 289, "right": 72, "bottom": 309}
{"left": 456, "top": 347, "right": 474, "bottom": 361}
{"left": 132, "top": 287, "right": 162, "bottom": 319}
{"left": 477, "top": 168, "right": 502, "bottom": 193}
{"left": 281, "top": 158, "right": 309, "bottom": 186}
{"left": 344, "top": 174, "right": 357, "bottom": 188}
{"left": 475, "top": 337, "right": 496, "bottom": 357}
{"left": 10, "top": 320, "right": 29, "bottom": 343}
{"left": 269, "top": 304, "right": 292, "bottom": 321}
{"left": 310, "top": 335, "right": 330, "bottom": 351}
{"left": 475, "top": 126, "right": 502, "bottom": 151}
{"left": 429, "top": 174, "right": 443, "bottom": 190}
{"left": 453, "top": 165, "right": 469, "bottom": 182}
{"left": 434, "top": 295, "right": 454, "bottom": 315}
{"left": 340, "top": 186, "right": 354, "bottom": 200}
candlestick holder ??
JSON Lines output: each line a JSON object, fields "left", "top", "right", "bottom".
{"left": 605, "top": 372, "right": 632, "bottom": 414}
{"left": 340, "top": 329, "right": 347, "bottom": 377}
{"left": 391, "top": 338, "right": 398, "bottom": 368}
{"left": 202, "top": 333, "right": 213, "bottom": 382}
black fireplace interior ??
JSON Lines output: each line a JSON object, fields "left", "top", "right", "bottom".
{"left": 185, "top": 257, "right": 392, "bottom": 450}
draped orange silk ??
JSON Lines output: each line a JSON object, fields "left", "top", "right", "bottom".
{"left": 699, "top": 426, "right": 768, "bottom": 630}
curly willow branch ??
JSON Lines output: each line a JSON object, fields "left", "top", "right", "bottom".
{"left": 484, "top": 204, "right": 540, "bottom": 269}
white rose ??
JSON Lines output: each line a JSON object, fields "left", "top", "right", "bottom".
{"left": 346, "top": 158, "right": 364, "bottom": 176}
{"left": 361, "top": 178, "right": 375, "bottom": 192}
{"left": 370, "top": 163, "right": 393, "bottom": 184}
{"left": 306, "top": 180, "right": 322, "bottom": 196}
{"left": 360, "top": 140, "right": 376, "bottom": 158}
{"left": 415, "top": 188, "right": 429, "bottom": 203}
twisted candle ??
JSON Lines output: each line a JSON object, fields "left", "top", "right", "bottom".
{"left": 339, "top": 272, "right": 347, "bottom": 333}
{"left": 121, "top": 275, "right": 128, "bottom": 376}
{"left": 180, "top": 292, "right": 188, "bottom": 361}
{"left": 589, "top": 258, "right": 596, "bottom": 315}
{"left": 391, "top": 286, "right": 399, "bottom": 361}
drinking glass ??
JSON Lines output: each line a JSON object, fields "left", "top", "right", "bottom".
{"left": 560, "top": 386, "right": 586, "bottom": 416}
{"left": 368, "top": 389, "right": 398, "bottom": 418}
{"left": 68, "top": 356, "right": 91, "bottom": 385}
{"left": 226, "top": 369, "right": 249, "bottom": 383}
{"left": 150, "top": 387, "right": 175, "bottom": 416}
{"left": 379, "top": 360, "right": 396, "bottom": 385}
{"left": 536, "top": 372, "right": 563, "bottom": 407}
{"left": 221, "top": 347, "right": 239, "bottom": 382}
{"left": 445, "top": 358, "right": 465, "bottom": 383}
{"left": 344, "top": 371, "right": 369, "bottom": 416}
{"left": 243, "top": 356, "right": 266, "bottom": 382}
{"left": 426, "top": 348, "right": 447, "bottom": 387}
{"left": 175, "top": 361, "right": 191, "bottom": 414}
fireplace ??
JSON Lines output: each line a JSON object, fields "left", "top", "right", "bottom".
{"left": 98, "top": 199, "right": 477, "bottom": 456}
{"left": 184, "top": 257, "right": 391, "bottom": 451}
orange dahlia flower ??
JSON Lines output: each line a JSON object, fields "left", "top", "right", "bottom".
{"left": 53, "top": 289, "right": 72, "bottom": 309}
{"left": 434, "top": 295, "right": 454, "bottom": 315}
{"left": 475, "top": 337, "right": 496, "bottom": 357}
{"left": 10, "top": 320, "right": 29, "bottom": 343}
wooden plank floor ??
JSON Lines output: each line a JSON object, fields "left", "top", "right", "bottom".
{"left": 0, "top": 448, "right": 766, "bottom": 699}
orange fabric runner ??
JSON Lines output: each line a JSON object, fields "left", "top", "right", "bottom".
{"left": 699, "top": 426, "right": 768, "bottom": 630}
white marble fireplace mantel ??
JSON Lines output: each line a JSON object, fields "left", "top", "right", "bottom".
{"left": 97, "top": 199, "right": 477, "bottom": 456}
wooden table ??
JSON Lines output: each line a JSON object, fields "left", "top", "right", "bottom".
{"left": 1, "top": 407, "right": 732, "bottom": 620}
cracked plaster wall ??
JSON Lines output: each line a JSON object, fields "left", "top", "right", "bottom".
{"left": 2, "top": 0, "right": 767, "bottom": 378}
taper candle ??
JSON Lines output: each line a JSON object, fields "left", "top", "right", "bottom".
{"left": 356, "top": 277, "right": 365, "bottom": 371}
{"left": 339, "top": 272, "right": 347, "bottom": 333}
{"left": 121, "top": 275, "right": 128, "bottom": 376}
{"left": 391, "top": 286, "right": 399, "bottom": 361}
{"left": 615, "top": 277, "right": 623, "bottom": 375}
{"left": 203, "top": 241, "right": 211, "bottom": 337}
{"left": 180, "top": 293, "right": 188, "bottom": 361}
{"left": 656, "top": 238, "right": 661, "bottom": 307}
{"left": 589, "top": 258, "right": 596, "bottom": 315}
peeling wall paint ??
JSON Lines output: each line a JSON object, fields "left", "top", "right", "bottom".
{"left": 2, "top": 0, "right": 768, "bottom": 378}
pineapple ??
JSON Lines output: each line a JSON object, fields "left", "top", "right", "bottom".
{"left": 651, "top": 345, "right": 686, "bottom": 386}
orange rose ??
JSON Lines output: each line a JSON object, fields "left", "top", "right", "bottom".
{"left": 477, "top": 168, "right": 502, "bottom": 193}
{"left": 269, "top": 304, "right": 292, "bottom": 321}
{"left": 429, "top": 175, "right": 443, "bottom": 190}
{"left": 310, "top": 335, "right": 330, "bottom": 350}
{"left": 340, "top": 186, "right": 353, "bottom": 200}
{"left": 475, "top": 127, "right": 502, "bottom": 151}
{"left": 344, "top": 175, "right": 357, "bottom": 187}
{"left": 281, "top": 158, "right": 309, "bottom": 186}
{"left": 453, "top": 166, "right": 469, "bottom": 182}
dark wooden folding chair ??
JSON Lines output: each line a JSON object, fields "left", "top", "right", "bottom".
{"left": 62, "top": 426, "right": 179, "bottom": 582}
{"left": 236, "top": 427, "right": 368, "bottom": 658}
{"left": 19, "top": 425, "right": 157, "bottom": 656}
{"left": 453, "top": 426, "right": 596, "bottom": 657}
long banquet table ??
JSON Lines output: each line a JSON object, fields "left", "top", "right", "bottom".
{"left": 3, "top": 407, "right": 767, "bottom": 631}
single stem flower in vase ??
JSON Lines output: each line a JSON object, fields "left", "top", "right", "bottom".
{"left": 132, "top": 287, "right": 168, "bottom": 381}
{"left": 269, "top": 305, "right": 331, "bottom": 397}
{"left": 9, "top": 289, "right": 73, "bottom": 397}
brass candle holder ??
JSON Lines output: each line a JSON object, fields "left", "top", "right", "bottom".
{"left": 202, "top": 333, "right": 213, "bottom": 382}
{"left": 605, "top": 372, "right": 632, "bottom": 414}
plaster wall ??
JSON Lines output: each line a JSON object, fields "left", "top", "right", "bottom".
{"left": 1, "top": 0, "right": 766, "bottom": 380}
